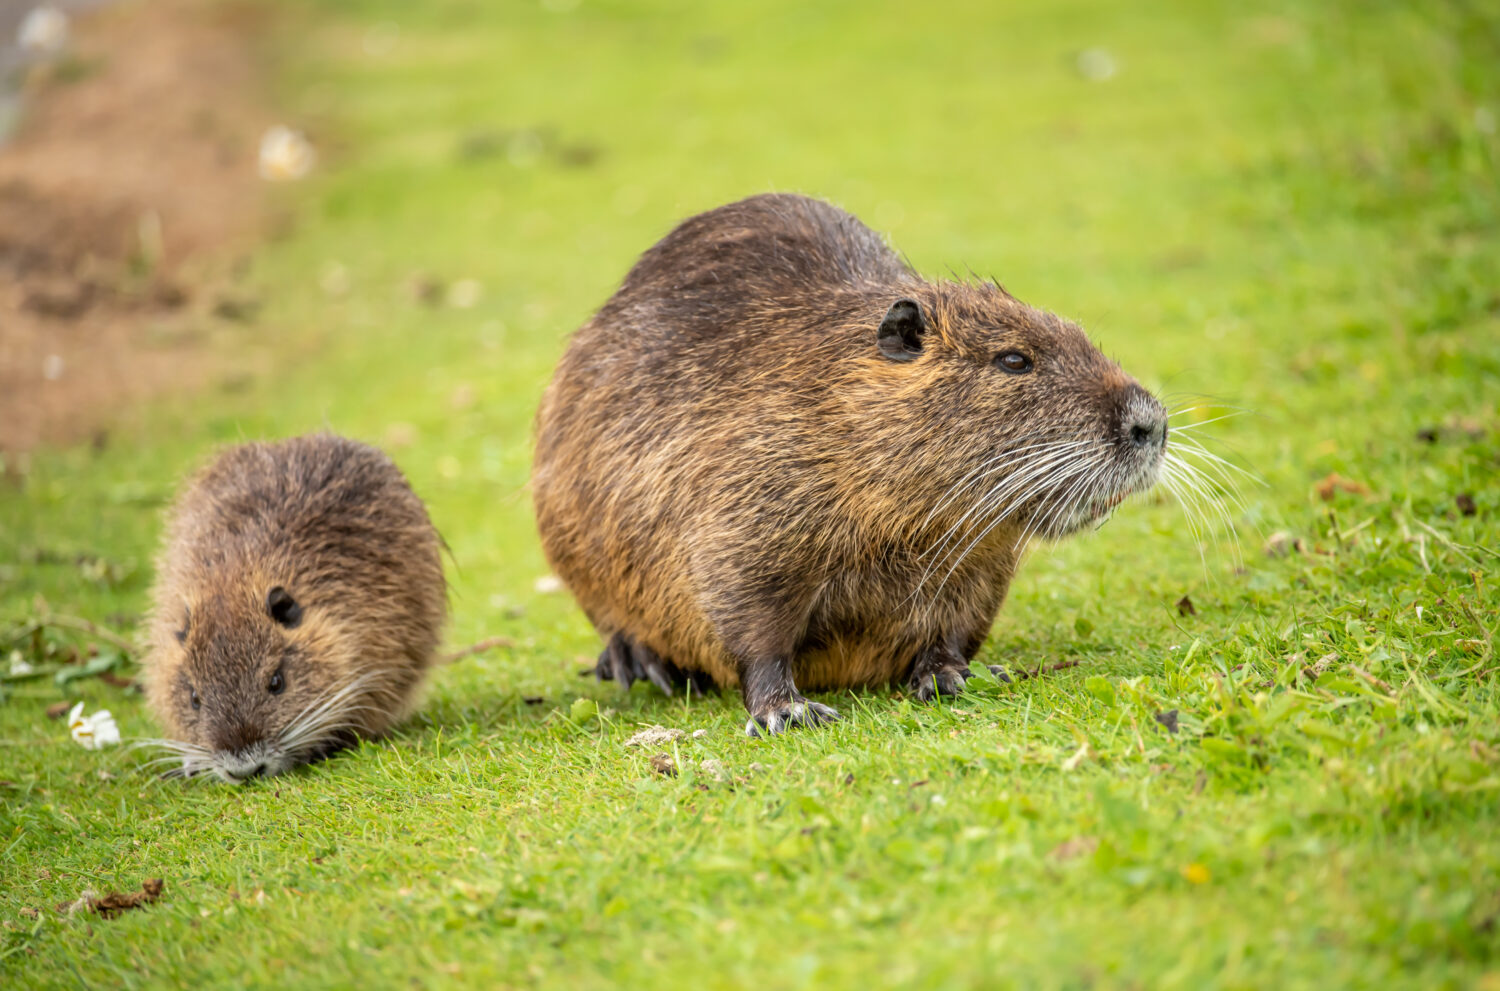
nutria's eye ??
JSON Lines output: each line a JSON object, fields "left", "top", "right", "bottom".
{"left": 266, "top": 587, "right": 302, "bottom": 628}
{"left": 995, "top": 351, "right": 1033, "bottom": 374}
{"left": 268, "top": 668, "right": 285, "bottom": 695}
{"left": 190, "top": 688, "right": 201, "bottom": 710}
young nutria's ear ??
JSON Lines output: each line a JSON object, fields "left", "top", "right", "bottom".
{"left": 877, "top": 298, "right": 926, "bottom": 362}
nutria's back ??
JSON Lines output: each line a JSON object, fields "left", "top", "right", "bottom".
{"left": 145, "top": 433, "right": 446, "bottom": 780}
{"left": 534, "top": 193, "right": 1167, "bottom": 735}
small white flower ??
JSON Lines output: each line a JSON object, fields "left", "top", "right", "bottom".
{"left": 18, "top": 6, "right": 68, "bottom": 56}
{"left": 1415, "top": 605, "right": 1424, "bottom": 622}
{"left": 7, "top": 650, "right": 34, "bottom": 676}
{"left": 258, "top": 126, "right": 316, "bottom": 181}
{"left": 68, "top": 702, "right": 121, "bottom": 750}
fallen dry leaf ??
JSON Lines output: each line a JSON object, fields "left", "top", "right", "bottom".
{"left": 56, "top": 878, "right": 164, "bottom": 919}
{"left": 1176, "top": 595, "right": 1197, "bottom": 617}
{"left": 624, "top": 725, "right": 685, "bottom": 748}
{"left": 45, "top": 701, "right": 71, "bottom": 720}
{"left": 1048, "top": 836, "right": 1099, "bottom": 861}
{"left": 1456, "top": 493, "right": 1477, "bottom": 517}
{"left": 648, "top": 753, "right": 677, "bottom": 777}
{"left": 1314, "top": 472, "right": 1370, "bottom": 501}
{"left": 1301, "top": 652, "right": 1340, "bottom": 681}
{"left": 1154, "top": 709, "right": 1180, "bottom": 734}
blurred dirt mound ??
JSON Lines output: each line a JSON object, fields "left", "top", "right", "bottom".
{"left": 0, "top": 0, "right": 273, "bottom": 455}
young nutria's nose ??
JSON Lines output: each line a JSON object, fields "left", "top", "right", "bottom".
{"left": 1119, "top": 385, "right": 1168, "bottom": 450}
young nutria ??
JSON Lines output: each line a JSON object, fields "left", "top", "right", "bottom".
{"left": 532, "top": 193, "right": 1169, "bottom": 736}
{"left": 143, "top": 434, "right": 446, "bottom": 781}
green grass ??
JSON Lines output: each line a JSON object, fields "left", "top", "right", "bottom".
{"left": 4, "top": 0, "right": 1499, "bottom": 986}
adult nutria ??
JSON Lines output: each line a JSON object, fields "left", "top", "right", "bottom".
{"left": 533, "top": 193, "right": 1168, "bottom": 735}
{"left": 143, "top": 433, "right": 446, "bottom": 781}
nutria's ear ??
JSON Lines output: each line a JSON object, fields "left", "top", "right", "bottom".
{"left": 877, "top": 298, "right": 926, "bottom": 362}
{"left": 266, "top": 587, "right": 302, "bottom": 628}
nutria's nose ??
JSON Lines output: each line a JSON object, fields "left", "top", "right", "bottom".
{"left": 1120, "top": 385, "right": 1168, "bottom": 450}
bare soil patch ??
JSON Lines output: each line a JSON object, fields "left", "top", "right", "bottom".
{"left": 0, "top": 0, "right": 275, "bottom": 455}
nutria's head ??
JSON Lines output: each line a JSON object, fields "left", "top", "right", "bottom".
{"left": 145, "top": 578, "right": 379, "bottom": 782}
{"left": 848, "top": 281, "right": 1167, "bottom": 545}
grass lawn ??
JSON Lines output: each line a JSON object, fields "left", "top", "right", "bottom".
{"left": 3, "top": 0, "right": 1499, "bottom": 986}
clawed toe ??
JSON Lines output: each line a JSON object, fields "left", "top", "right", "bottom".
{"left": 909, "top": 664, "right": 970, "bottom": 702}
{"left": 744, "top": 698, "right": 841, "bottom": 737}
{"left": 587, "top": 632, "right": 717, "bottom": 698}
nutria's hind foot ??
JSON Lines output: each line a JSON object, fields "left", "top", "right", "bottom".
{"left": 588, "top": 632, "right": 717, "bottom": 697}
{"left": 744, "top": 697, "right": 841, "bottom": 738}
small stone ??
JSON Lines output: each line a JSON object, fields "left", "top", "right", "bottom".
{"left": 18, "top": 6, "right": 68, "bottom": 56}
{"left": 258, "top": 126, "right": 316, "bottom": 181}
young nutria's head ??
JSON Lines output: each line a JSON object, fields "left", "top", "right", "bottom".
{"left": 845, "top": 281, "right": 1167, "bottom": 546}
{"left": 147, "top": 577, "right": 387, "bottom": 782}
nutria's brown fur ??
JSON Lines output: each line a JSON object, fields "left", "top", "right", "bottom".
{"left": 533, "top": 193, "right": 1168, "bottom": 735}
{"left": 143, "top": 433, "right": 446, "bottom": 781}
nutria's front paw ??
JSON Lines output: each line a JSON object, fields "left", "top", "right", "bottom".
{"left": 744, "top": 698, "right": 840, "bottom": 737}
{"left": 908, "top": 663, "right": 971, "bottom": 702}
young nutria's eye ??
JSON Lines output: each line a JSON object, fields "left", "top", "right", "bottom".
{"left": 190, "top": 688, "right": 201, "bottom": 711}
{"left": 268, "top": 668, "right": 285, "bottom": 695}
{"left": 266, "top": 587, "right": 302, "bottom": 628}
{"left": 995, "top": 351, "right": 1034, "bottom": 374}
